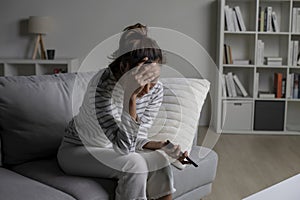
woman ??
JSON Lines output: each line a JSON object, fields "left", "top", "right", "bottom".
{"left": 57, "top": 23, "right": 190, "bottom": 200}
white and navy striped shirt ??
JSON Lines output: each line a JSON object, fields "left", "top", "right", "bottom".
{"left": 63, "top": 67, "right": 163, "bottom": 154}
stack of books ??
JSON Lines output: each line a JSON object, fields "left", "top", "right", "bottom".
{"left": 258, "top": 6, "right": 279, "bottom": 32}
{"left": 224, "top": 5, "right": 246, "bottom": 32}
{"left": 265, "top": 57, "right": 282, "bottom": 66}
{"left": 258, "top": 92, "right": 275, "bottom": 98}
{"left": 222, "top": 72, "right": 248, "bottom": 97}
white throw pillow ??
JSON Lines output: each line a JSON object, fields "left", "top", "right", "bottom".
{"left": 148, "top": 78, "right": 210, "bottom": 169}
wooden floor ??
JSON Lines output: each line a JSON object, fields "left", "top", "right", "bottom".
{"left": 200, "top": 133, "right": 300, "bottom": 200}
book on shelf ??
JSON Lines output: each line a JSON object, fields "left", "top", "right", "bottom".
{"left": 254, "top": 72, "right": 260, "bottom": 98}
{"left": 292, "top": 40, "right": 300, "bottom": 66}
{"left": 233, "top": 74, "right": 248, "bottom": 97}
{"left": 232, "top": 59, "right": 250, "bottom": 65}
{"left": 292, "top": 8, "right": 297, "bottom": 32}
{"left": 225, "top": 5, "right": 234, "bottom": 31}
{"left": 297, "top": 54, "right": 300, "bottom": 66}
{"left": 292, "top": 40, "right": 299, "bottom": 66}
{"left": 288, "top": 73, "right": 294, "bottom": 98}
{"left": 257, "top": 40, "right": 265, "bottom": 65}
{"left": 227, "top": 72, "right": 237, "bottom": 97}
{"left": 297, "top": 8, "right": 300, "bottom": 32}
{"left": 232, "top": 8, "right": 240, "bottom": 32}
{"left": 266, "top": 57, "right": 283, "bottom": 61}
{"left": 228, "top": 45, "right": 233, "bottom": 64}
{"left": 223, "top": 44, "right": 233, "bottom": 64}
{"left": 225, "top": 74, "right": 233, "bottom": 97}
{"left": 258, "top": 91, "right": 275, "bottom": 98}
{"left": 259, "top": 7, "right": 265, "bottom": 32}
{"left": 223, "top": 44, "right": 228, "bottom": 64}
{"left": 282, "top": 78, "right": 286, "bottom": 98}
{"left": 274, "top": 72, "right": 283, "bottom": 98}
{"left": 222, "top": 74, "right": 227, "bottom": 97}
{"left": 265, "top": 7, "right": 272, "bottom": 32}
{"left": 271, "top": 11, "right": 279, "bottom": 32}
{"left": 293, "top": 73, "right": 299, "bottom": 99}
{"left": 234, "top": 6, "right": 246, "bottom": 31}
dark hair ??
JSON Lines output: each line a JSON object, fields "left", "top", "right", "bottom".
{"left": 109, "top": 23, "right": 163, "bottom": 77}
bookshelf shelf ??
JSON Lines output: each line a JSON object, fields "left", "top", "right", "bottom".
{"left": 224, "top": 64, "right": 255, "bottom": 68}
{"left": 216, "top": 0, "right": 300, "bottom": 135}
{"left": 287, "top": 98, "right": 300, "bottom": 101}
{"left": 222, "top": 97, "right": 254, "bottom": 100}
{"left": 224, "top": 31, "right": 257, "bottom": 35}
{"left": 254, "top": 98, "right": 286, "bottom": 101}
{"left": 257, "top": 65, "right": 289, "bottom": 68}
{"left": 257, "top": 32, "right": 290, "bottom": 35}
{"left": 0, "top": 58, "right": 78, "bottom": 76}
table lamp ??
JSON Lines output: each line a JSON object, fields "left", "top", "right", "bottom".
{"left": 28, "top": 16, "right": 52, "bottom": 59}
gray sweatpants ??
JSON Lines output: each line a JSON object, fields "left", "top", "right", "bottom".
{"left": 57, "top": 141, "right": 176, "bottom": 200}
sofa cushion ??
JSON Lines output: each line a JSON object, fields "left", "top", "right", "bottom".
{"left": 0, "top": 167, "right": 75, "bottom": 200}
{"left": 11, "top": 157, "right": 117, "bottom": 200}
{"left": 0, "top": 73, "right": 95, "bottom": 165}
{"left": 148, "top": 78, "right": 210, "bottom": 169}
{"left": 11, "top": 146, "right": 217, "bottom": 200}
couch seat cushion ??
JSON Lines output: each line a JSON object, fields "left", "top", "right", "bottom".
{"left": 0, "top": 167, "right": 75, "bottom": 200}
{"left": 11, "top": 157, "right": 117, "bottom": 200}
{"left": 172, "top": 146, "right": 218, "bottom": 199}
{"left": 11, "top": 146, "right": 217, "bottom": 200}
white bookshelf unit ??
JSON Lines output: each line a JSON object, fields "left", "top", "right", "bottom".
{"left": 0, "top": 58, "right": 78, "bottom": 76}
{"left": 216, "top": 0, "right": 300, "bottom": 135}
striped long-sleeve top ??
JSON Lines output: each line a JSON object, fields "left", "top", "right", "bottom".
{"left": 63, "top": 67, "right": 163, "bottom": 154}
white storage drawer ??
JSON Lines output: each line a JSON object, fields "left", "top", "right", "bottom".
{"left": 222, "top": 100, "right": 253, "bottom": 131}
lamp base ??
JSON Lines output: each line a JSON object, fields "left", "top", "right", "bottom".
{"left": 32, "top": 34, "right": 46, "bottom": 59}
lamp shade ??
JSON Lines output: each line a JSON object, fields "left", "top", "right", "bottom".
{"left": 28, "top": 16, "right": 52, "bottom": 34}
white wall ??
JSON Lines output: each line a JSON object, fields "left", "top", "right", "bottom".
{"left": 0, "top": 0, "right": 218, "bottom": 125}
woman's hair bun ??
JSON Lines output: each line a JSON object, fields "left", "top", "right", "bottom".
{"left": 109, "top": 23, "right": 163, "bottom": 68}
{"left": 112, "top": 23, "right": 150, "bottom": 58}
{"left": 123, "top": 23, "right": 147, "bottom": 38}
{"left": 120, "top": 23, "right": 148, "bottom": 46}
